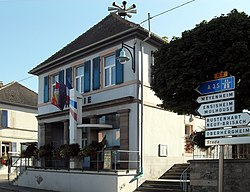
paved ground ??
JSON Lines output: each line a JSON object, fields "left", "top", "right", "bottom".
{"left": 0, "top": 174, "right": 56, "bottom": 192}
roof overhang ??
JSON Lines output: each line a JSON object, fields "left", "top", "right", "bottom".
{"left": 29, "top": 27, "right": 164, "bottom": 75}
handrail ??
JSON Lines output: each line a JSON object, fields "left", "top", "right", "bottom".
{"left": 8, "top": 156, "right": 21, "bottom": 180}
{"left": 95, "top": 149, "right": 139, "bottom": 171}
{"left": 180, "top": 164, "right": 190, "bottom": 192}
{"left": 8, "top": 156, "right": 30, "bottom": 180}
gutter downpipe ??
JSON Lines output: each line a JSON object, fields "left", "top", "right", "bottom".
{"left": 132, "top": 13, "right": 151, "bottom": 182}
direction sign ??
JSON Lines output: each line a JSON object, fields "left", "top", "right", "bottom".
{"left": 206, "top": 112, "right": 250, "bottom": 129}
{"left": 196, "top": 100, "right": 235, "bottom": 116}
{"left": 195, "top": 76, "right": 235, "bottom": 95}
{"left": 196, "top": 91, "right": 235, "bottom": 104}
{"left": 205, "top": 127, "right": 250, "bottom": 138}
{"left": 205, "top": 136, "right": 250, "bottom": 146}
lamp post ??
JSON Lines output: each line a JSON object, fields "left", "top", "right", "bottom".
{"left": 116, "top": 36, "right": 149, "bottom": 178}
{"left": 116, "top": 13, "right": 151, "bottom": 182}
{"left": 117, "top": 42, "right": 135, "bottom": 73}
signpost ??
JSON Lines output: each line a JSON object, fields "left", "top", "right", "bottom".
{"left": 195, "top": 76, "right": 235, "bottom": 95}
{"left": 194, "top": 75, "right": 247, "bottom": 192}
{"left": 205, "top": 112, "right": 250, "bottom": 129}
{"left": 196, "top": 91, "right": 234, "bottom": 104}
{"left": 196, "top": 100, "right": 235, "bottom": 116}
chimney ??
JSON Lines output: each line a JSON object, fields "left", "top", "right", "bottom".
{"left": 0, "top": 81, "right": 3, "bottom": 88}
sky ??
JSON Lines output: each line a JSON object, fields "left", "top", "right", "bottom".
{"left": 0, "top": 0, "right": 249, "bottom": 93}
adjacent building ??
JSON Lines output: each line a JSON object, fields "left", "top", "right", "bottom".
{"left": 0, "top": 81, "right": 38, "bottom": 173}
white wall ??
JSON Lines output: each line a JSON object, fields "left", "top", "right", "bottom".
{"left": 16, "top": 169, "right": 138, "bottom": 192}
{"left": 8, "top": 110, "right": 38, "bottom": 131}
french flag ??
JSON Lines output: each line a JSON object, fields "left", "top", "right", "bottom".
{"left": 65, "top": 79, "right": 72, "bottom": 107}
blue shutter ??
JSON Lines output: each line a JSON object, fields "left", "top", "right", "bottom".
{"left": 93, "top": 57, "right": 100, "bottom": 90}
{"left": 59, "top": 70, "right": 64, "bottom": 84}
{"left": 1, "top": 110, "right": 8, "bottom": 128}
{"left": 66, "top": 67, "right": 72, "bottom": 88}
{"left": 116, "top": 49, "right": 123, "bottom": 84}
{"left": 44, "top": 76, "right": 49, "bottom": 103}
{"left": 84, "top": 60, "right": 91, "bottom": 92}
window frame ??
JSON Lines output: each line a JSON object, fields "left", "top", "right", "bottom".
{"left": 0, "top": 110, "right": 8, "bottom": 128}
{"left": 75, "top": 65, "right": 84, "bottom": 93}
{"left": 103, "top": 54, "right": 116, "bottom": 87}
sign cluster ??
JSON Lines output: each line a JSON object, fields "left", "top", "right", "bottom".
{"left": 195, "top": 76, "right": 250, "bottom": 146}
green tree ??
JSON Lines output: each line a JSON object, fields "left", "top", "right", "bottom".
{"left": 151, "top": 9, "right": 250, "bottom": 115}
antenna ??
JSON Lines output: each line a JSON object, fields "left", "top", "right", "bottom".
{"left": 108, "top": 1, "right": 137, "bottom": 18}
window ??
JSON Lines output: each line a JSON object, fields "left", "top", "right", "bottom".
{"left": 104, "top": 55, "right": 116, "bottom": 86}
{"left": 75, "top": 61, "right": 91, "bottom": 93}
{"left": 75, "top": 65, "right": 84, "bottom": 93}
{"left": 44, "top": 76, "right": 49, "bottom": 103}
{"left": 12, "top": 142, "right": 17, "bottom": 153}
{"left": 185, "top": 125, "right": 193, "bottom": 136}
{"left": 0, "top": 110, "right": 8, "bottom": 128}
{"left": 1, "top": 143, "right": 10, "bottom": 157}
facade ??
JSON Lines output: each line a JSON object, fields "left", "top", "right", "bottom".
{"left": 0, "top": 81, "right": 38, "bottom": 172}
{"left": 22, "top": 13, "right": 204, "bottom": 191}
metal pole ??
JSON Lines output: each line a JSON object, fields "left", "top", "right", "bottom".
{"left": 218, "top": 145, "right": 224, "bottom": 192}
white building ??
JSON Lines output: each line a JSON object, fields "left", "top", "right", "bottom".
{"left": 16, "top": 13, "right": 204, "bottom": 192}
{"left": 0, "top": 81, "right": 38, "bottom": 173}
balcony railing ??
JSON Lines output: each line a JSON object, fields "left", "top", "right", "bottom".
{"left": 9, "top": 150, "right": 140, "bottom": 175}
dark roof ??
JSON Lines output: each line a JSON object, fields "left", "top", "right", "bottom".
{"left": 0, "top": 82, "right": 38, "bottom": 109}
{"left": 29, "top": 13, "right": 163, "bottom": 75}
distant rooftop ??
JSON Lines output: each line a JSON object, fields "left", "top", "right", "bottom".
{"left": 0, "top": 81, "right": 38, "bottom": 109}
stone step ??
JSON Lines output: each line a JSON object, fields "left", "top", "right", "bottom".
{"left": 136, "top": 187, "right": 182, "bottom": 192}
{"left": 141, "top": 181, "right": 180, "bottom": 188}
{"left": 136, "top": 164, "right": 190, "bottom": 192}
{"left": 161, "top": 173, "right": 190, "bottom": 178}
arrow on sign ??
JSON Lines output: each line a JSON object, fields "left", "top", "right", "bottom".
{"left": 196, "top": 100, "right": 235, "bottom": 116}
{"left": 206, "top": 112, "right": 250, "bottom": 129}
{"left": 196, "top": 76, "right": 235, "bottom": 95}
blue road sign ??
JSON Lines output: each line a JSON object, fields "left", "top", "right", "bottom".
{"left": 196, "top": 76, "right": 235, "bottom": 95}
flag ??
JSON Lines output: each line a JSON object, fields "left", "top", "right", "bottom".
{"left": 58, "top": 82, "right": 66, "bottom": 110}
{"left": 51, "top": 82, "right": 60, "bottom": 108}
{"left": 65, "top": 79, "right": 72, "bottom": 107}
{"left": 51, "top": 81, "right": 66, "bottom": 110}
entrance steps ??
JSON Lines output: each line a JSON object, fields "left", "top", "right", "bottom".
{"left": 135, "top": 163, "right": 190, "bottom": 192}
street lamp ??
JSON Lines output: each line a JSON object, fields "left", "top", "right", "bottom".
{"left": 117, "top": 42, "right": 135, "bottom": 73}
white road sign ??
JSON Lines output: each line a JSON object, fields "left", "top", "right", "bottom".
{"left": 196, "top": 100, "right": 235, "bottom": 116}
{"left": 205, "top": 136, "right": 250, "bottom": 146}
{"left": 196, "top": 91, "right": 235, "bottom": 104}
{"left": 205, "top": 112, "right": 250, "bottom": 129}
{"left": 206, "top": 127, "right": 250, "bottom": 138}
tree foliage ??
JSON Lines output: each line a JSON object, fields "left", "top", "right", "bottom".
{"left": 151, "top": 10, "right": 250, "bottom": 115}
